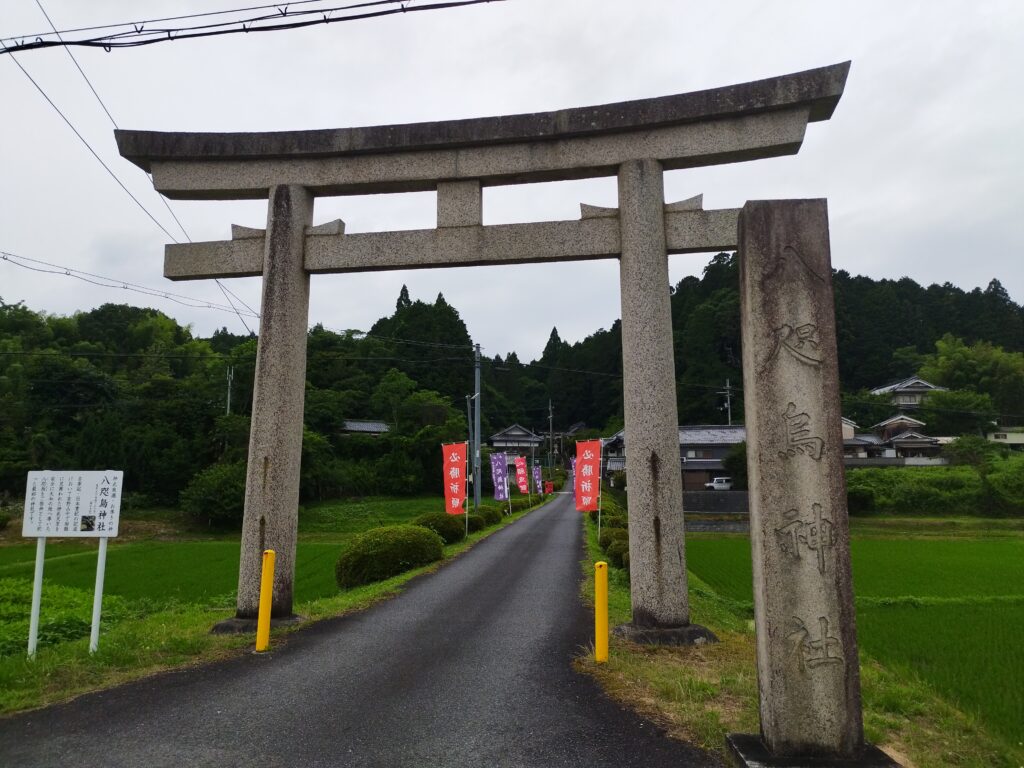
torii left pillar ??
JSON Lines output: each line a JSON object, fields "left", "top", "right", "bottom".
{"left": 231, "top": 185, "right": 312, "bottom": 624}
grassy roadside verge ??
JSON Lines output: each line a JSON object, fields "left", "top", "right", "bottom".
{"left": 574, "top": 514, "right": 1022, "bottom": 768}
{"left": 0, "top": 499, "right": 546, "bottom": 715}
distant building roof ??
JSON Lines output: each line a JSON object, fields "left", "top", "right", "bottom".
{"left": 602, "top": 425, "right": 746, "bottom": 449}
{"left": 841, "top": 417, "right": 858, "bottom": 427}
{"left": 870, "top": 377, "right": 946, "bottom": 396}
{"left": 341, "top": 419, "right": 391, "bottom": 434}
{"left": 678, "top": 425, "right": 747, "bottom": 445}
{"left": 872, "top": 414, "right": 926, "bottom": 430}
{"left": 844, "top": 435, "right": 882, "bottom": 447}
{"left": 889, "top": 430, "right": 938, "bottom": 444}
{"left": 490, "top": 423, "right": 543, "bottom": 442}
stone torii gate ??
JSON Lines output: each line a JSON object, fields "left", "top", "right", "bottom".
{"left": 117, "top": 60, "right": 893, "bottom": 765}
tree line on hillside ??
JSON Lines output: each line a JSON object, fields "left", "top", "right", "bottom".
{"left": 1, "top": 253, "right": 1022, "bottom": 513}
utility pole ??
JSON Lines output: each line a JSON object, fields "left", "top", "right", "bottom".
{"left": 465, "top": 395, "right": 474, "bottom": 507}
{"left": 473, "top": 344, "right": 482, "bottom": 513}
{"left": 226, "top": 365, "right": 234, "bottom": 415}
{"left": 717, "top": 378, "right": 733, "bottom": 425}
{"left": 548, "top": 399, "right": 554, "bottom": 477}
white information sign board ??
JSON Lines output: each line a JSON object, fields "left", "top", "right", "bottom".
{"left": 22, "top": 470, "right": 123, "bottom": 657}
{"left": 22, "top": 470, "right": 123, "bottom": 538}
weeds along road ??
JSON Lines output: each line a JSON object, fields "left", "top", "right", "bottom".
{"left": 0, "top": 491, "right": 716, "bottom": 768}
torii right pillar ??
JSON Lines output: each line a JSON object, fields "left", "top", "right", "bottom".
{"left": 728, "top": 199, "right": 899, "bottom": 766}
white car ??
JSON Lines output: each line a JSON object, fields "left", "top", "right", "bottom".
{"left": 704, "top": 477, "right": 733, "bottom": 491}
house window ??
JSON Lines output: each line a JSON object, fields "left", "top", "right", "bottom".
{"left": 994, "top": 433, "right": 1007, "bottom": 440}
{"left": 686, "top": 449, "right": 712, "bottom": 459}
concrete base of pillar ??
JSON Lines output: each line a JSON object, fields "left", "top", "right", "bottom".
{"left": 210, "top": 614, "right": 304, "bottom": 635}
{"left": 612, "top": 622, "right": 718, "bottom": 646}
{"left": 725, "top": 734, "right": 902, "bottom": 767}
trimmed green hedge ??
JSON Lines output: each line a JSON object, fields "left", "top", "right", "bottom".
{"left": 335, "top": 525, "right": 444, "bottom": 589}
{"left": 411, "top": 512, "right": 467, "bottom": 544}
{"left": 476, "top": 506, "right": 502, "bottom": 526}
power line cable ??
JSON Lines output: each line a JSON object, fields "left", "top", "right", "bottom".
{"left": 5, "top": 51, "right": 180, "bottom": 243}
{"left": 10, "top": 0, "right": 396, "bottom": 39}
{"left": 2, "top": 0, "right": 507, "bottom": 54}
{"left": 0, "top": 250, "right": 260, "bottom": 318}
{"left": 29, "top": 0, "right": 254, "bottom": 335}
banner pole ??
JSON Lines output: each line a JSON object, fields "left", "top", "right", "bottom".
{"left": 89, "top": 536, "right": 109, "bottom": 653}
{"left": 27, "top": 536, "right": 46, "bottom": 659}
{"left": 597, "top": 455, "right": 604, "bottom": 542}
{"left": 506, "top": 476, "right": 511, "bottom": 516}
{"left": 464, "top": 441, "right": 470, "bottom": 537}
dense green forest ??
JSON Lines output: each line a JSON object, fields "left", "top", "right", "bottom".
{"left": 1, "top": 253, "right": 1022, "bottom": 508}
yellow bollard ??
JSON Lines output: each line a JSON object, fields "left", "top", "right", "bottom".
{"left": 595, "top": 561, "right": 608, "bottom": 663}
{"left": 255, "top": 549, "right": 276, "bottom": 652}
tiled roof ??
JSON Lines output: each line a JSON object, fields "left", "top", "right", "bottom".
{"left": 872, "top": 414, "right": 926, "bottom": 429}
{"left": 870, "top": 377, "right": 946, "bottom": 395}
{"left": 678, "top": 425, "right": 747, "bottom": 445}
{"left": 490, "top": 423, "right": 542, "bottom": 441}
{"left": 889, "top": 430, "right": 938, "bottom": 443}
{"left": 342, "top": 419, "right": 391, "bottom": 433}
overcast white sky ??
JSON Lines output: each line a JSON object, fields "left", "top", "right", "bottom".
{"left": 2, "top": 1, "right": 1021, "bottom": 361}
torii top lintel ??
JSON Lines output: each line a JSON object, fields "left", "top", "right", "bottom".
{"left": 116, "top": 62, "right": 849, "bottom": 201}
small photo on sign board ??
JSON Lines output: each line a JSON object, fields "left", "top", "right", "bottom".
{"left": 22, "top": 471, "right": 124, "bottom": 538}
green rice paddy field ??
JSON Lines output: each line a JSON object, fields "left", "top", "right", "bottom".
{"left": 686, "top": 535, "right": 1024, "bottom": 750}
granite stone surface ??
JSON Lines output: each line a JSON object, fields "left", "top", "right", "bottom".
{"left": 141, "top": 110, "right": 811, "bottom": 199}
{"left": 618, "top": 158, "right": 690, "bottom": 628}
{"left": 738, "top": 200, "right": 863, "bottom": 756}
{"left": 116, "top": 62, "right": 849, "bottom": 170}
{"left": 436, "top": 180, "right": 482, "bottom": 227}
{"left": 237, "top": 184, "right": 313, "bottom": 619}
{"left": 163, "top": 208, "right": 741, "bottom": 280}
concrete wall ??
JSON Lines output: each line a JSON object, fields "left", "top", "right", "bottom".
{"left": 684, "top": 490, "right": 749, "bottom": 514}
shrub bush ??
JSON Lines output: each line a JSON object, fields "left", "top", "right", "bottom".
{"left": 509, "top": 498, "right": 532, "bottom": 513}
{"left": 986, "top": 454, "right": 1024, "bottom": 513}
{"left": 605, "top": 538, "right": 629, "bottom": 569}
{"left": 845, "top": 466, "right": 986, "bottom": 516}
{"left": 476, "top": 507, "right": 502, "bottom": 526}
{"left": 846, "top": 486, "right": 875, "bottom": 514}
{"left": 599, "top": 527, "right": 628, "bottom": 551}
{"left": 335, "top": 525, "right": 444, "bottom": 589}
{"left": 0, "top": 510, "right": 10, "bottom": 531}
{"left": 411, "top": 511, "right": 466, "bottom": 544}
{"left": 467, "top": 514, "right": 485, "bottom": 533}
{"left": 180, "top": 461, "right": 247, "bottom": 528}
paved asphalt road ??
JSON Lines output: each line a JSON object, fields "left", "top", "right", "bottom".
{"left": 0, "top": 492, "right": 717, "bottom": 767}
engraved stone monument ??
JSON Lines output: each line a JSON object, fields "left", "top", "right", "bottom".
{"left": 727, "top": 200, "right": 898, "bottom": 765}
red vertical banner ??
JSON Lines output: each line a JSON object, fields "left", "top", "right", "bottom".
{"left": 442, "top": 442, "right": 468, "bottom": 515}
{"left": 513, "top": 456, "right": 529, "bottom": 494}
{"left": 574, "top": 440, "right": 602, "bottom": 512}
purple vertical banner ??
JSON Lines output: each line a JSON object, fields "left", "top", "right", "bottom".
{"left": 570, "top": 456, "right": 577, "bottom": 501}
{"left": 532, "top": 465, "right": 543, "bottom": 495}
{"left": 490, "top": 452, "right": 509, "bottom": 501}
